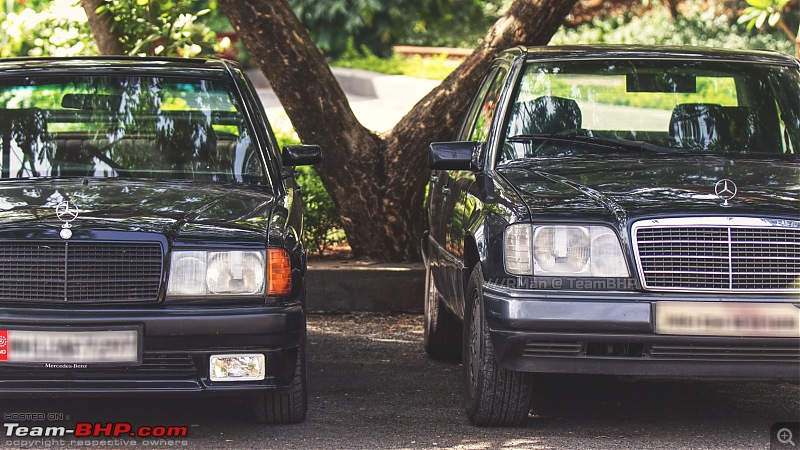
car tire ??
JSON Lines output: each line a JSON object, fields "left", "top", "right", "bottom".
{"left": 463, "top": 265, "right": 533, "bottom": 426}
{"left": 423, "top": 260, "right": 462, "bottom": 361}
{"left": 252, "top": 333, "right": 308, "bottom": 424}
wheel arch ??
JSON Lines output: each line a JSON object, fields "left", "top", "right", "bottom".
{"left": 464, "top": 233, "right": 481, "bottom": 291}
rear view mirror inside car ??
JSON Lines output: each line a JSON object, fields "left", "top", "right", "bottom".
{"left": 626, "top": 73, "right": 696, "bottom": 93}
{"left": 61, "top": 93, "right": 122, "bottom": 111}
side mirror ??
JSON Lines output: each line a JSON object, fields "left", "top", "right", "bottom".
{"left": 429, "top": 141, "right": 479, "bottom": 170}
{"left": 282, "top": 145, "right": 321, "bottom": 166}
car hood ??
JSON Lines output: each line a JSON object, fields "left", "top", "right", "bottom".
{"left": 497, "top": 155, "right": 800, "bottom": 224}
{"left": 0, "top": 178, "right": 274, "bottom": 243}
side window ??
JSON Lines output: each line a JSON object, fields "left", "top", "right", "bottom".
{"left": 469, "top": 66, "right": 509, "bottom": 142}
{"left": 454, "top": 67, "right": 498, "bottom": 141}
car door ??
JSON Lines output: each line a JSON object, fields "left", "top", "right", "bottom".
{"left": 428, "top": 66, "right": 498, "bottom": 305}
{"left": 439, "top": 64, "right": 509, "bottom": 315}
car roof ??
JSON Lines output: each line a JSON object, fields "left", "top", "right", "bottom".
{"left": 0, "top": 56, "right": 239, "bottom": 75}
{"left": 506, "top": 45, "right": 799, "bottom": 66}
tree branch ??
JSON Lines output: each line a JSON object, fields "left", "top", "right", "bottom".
{"left": 777, "top": 17, "right": 800, "bottom": 57}
{"left": 385, "top": 0, "right": 579, "bottom": 177}
{"left": 80, "top": 0, "right": 124, "bottom": 55}
{"left": 220, "top": 0, "right": 579, "bottom": 261}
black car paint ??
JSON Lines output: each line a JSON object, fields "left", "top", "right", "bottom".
{"left": 0, "top": 57, "right": 311, "bottom": 395}
{"left": 425, "top": 46, "right": 800, "bottom": 380}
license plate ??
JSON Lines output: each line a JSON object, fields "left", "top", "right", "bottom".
{"left": 0, "top": 329, "right": 139, "bottom": 364}
{"left": 655, "top": 302, "right": 800, "bottom": 337}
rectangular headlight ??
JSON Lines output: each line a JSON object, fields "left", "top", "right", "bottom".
{"left": 210, "top": 354, "right": 265, "bottom": 382}
{"left": 504, "top": 224, "right": 533, "bottom": 275}
{"left": 167, "top": 250, "right": 266, "bottom": 296}
{"left": 532, "top": 225, "right": 629, "bottom": 277}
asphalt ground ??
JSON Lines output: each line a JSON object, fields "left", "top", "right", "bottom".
{"left": 1, "top": 313, "right": 798, "bottom": 450}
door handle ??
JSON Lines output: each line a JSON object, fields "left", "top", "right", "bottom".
{"left": 442, "top": 185, "right": 450, "bottom": 195}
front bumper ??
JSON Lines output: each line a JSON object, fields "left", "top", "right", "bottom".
{"left": 0, "top": 304, "right": 304, "bottom": 395}
{"left": 482, "top": 283, "right": 800, "bottom": 380}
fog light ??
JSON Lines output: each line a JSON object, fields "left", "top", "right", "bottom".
{"left": 209, "top": 354, "right": 265, "bottom": 382}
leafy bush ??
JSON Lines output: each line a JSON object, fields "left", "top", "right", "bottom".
{"left": 0, "top": 0, "right": 228, "bottom": 59}
{"left": 400, "top": 0, "right": 508, "bottom": 48}
{"left": 99, "top": 0, "right": 224, "bottom": 57}
{"left": 289, "top": 0, "right": 422, "bottom": 58}
{"left": 0, "top": 0, "right": 97, "bottom": 57}
{"left": 289, "top": 0, "right": 507, "bottom": 57}
{"left": 294, "top": 165, "right": 347, "bottom": 255}
{"left": 550, "top": 1, "right": 795, "bottom": 55}
{"left": 273, "top": 130, "right": 347, "bottom": 256}
{"left": 332, "top": 44, "right": 458, "bottom": 80}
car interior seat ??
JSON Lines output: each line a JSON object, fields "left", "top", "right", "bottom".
{"left": 156, "top": 115, "right": 218, "bottom": 178}
{"left": 507, "top": 96, "right": 583, "bottom": 137}
{"left": 668, "top": 103, "right": 730, "bottom": 151}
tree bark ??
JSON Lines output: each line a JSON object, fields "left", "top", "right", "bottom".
{"left": 220, "top": 0, "right": 578, "bottom": 262}
{"left": 81, "top": 0, "right": 125, "bottom": 55}
{"left": 665, "top": 0, "right": 680, "bottom": 19}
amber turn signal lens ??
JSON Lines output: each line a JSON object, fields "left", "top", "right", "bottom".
{"left": 267, "top": 248, "right": 292, "bottom": 296}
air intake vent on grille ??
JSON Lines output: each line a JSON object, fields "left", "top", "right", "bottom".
{"left": 650, "top": 344, "right": 800, "bottom": 362}
{"left": 0, "top": 353, "right": 196, "bottom": 380}
{"left": 633, "top": 218, "right": 800, "bottom": 292}
{"left": 0, "top": 241, "right": 163, "bottom": 303}
{"left": 523, "top": 341, "right": 583, "bottom": 357}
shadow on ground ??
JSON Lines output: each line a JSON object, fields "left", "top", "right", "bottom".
{"left": 1, "top": 313, "right": 797, "bottom": 449}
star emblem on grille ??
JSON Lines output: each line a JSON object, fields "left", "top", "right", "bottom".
{"left": 714, "top": 179, "right": 737, "bottom": 207}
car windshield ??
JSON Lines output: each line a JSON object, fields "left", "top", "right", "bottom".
{"left": 500, "top": 59, "right": 800, "bottom": 162}
{"left": 0, "top": 74, "right": 265, "bottom": 184}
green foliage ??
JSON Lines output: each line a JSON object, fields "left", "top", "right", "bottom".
{"left": 273, "top": 129, "right": 347, "bottom": 256}
{"left": 738, "top": 0, "right": 791, "bottom": 30}
{"left": 737, "top": 0, "right": 798, "bottom": 56}
{"left": 0, "top": 0, "right": 230, "bottom": 58}
{"left": 0, "top": 0, "right": 97, "bottom": 57}
{"left": 289, "top": 0, "right": 507, "bottom": 57}
{"left": 289, "top": 0, "right": 419, "bottom": 58}
{"left": 550, "top": 0, "right": 795, "bottom": 55}
{"left": 272, "top": 128, "right": 299, "bottom": 150}
{"left": 331, "top": 44, "right": 458, "bottom": 80}
{"left": 401, "top": 0, "right": 509, "bottom": 48}
{"left": 295, "top": 165, "right": 347, "bottom": 255}
{"left": 99, "top": 0, "right": 224, "bottom": 57}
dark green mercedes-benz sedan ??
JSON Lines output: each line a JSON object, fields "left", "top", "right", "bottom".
{"left": 0, "top": 57, "right": 321, "bottom": 424}
{"left": 423, "top": 46, "right": 800, "bottom": 426}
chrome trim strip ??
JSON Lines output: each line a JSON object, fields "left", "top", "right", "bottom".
{"left": 633, "top": 217, "right": 800, "bottom": 228}
{"left": 632, "top": 217, "right": 800, "bottom": 294}
{"left": 727, "top": 227, "right": 733, "bottom": 290}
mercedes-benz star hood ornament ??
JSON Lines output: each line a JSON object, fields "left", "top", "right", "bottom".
{"left": 55, "top": 201, "right": 79, "bottom": 240}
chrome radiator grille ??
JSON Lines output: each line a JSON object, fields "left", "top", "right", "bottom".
{"left": 0, "top": 241, "right": 163, "bottom": 303}
{"left": 633, "top": 219, "right": 800, "bottom": 292}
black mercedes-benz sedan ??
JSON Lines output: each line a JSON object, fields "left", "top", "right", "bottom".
{"left": 0, "top": 57, "right": 320, "bottom": 423}
{"left": 423, "top": 46, "right": 800, "bottom": 426}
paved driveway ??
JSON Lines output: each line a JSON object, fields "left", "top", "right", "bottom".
{"left": 1, "top": 313, "right": 797, "bottom": 449}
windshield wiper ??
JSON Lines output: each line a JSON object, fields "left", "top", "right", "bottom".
{"left": 507, "top": 133, "right": 672, "bottom": 154}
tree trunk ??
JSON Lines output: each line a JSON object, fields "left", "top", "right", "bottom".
{"left": 81, "top": 0, "right": 125, "bottom": 55}
{"left": 665, "top": 0, "right": 680, "bottom": 19}
{"left": 219, "top": 0, "right": 578, "bottom": 262}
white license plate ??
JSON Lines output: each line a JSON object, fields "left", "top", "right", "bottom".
{"left": 0, "top": 329, "right": 139, "bottom": 364}
{"left": 655, "top": 302, "right": 800, "bottom": 337}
